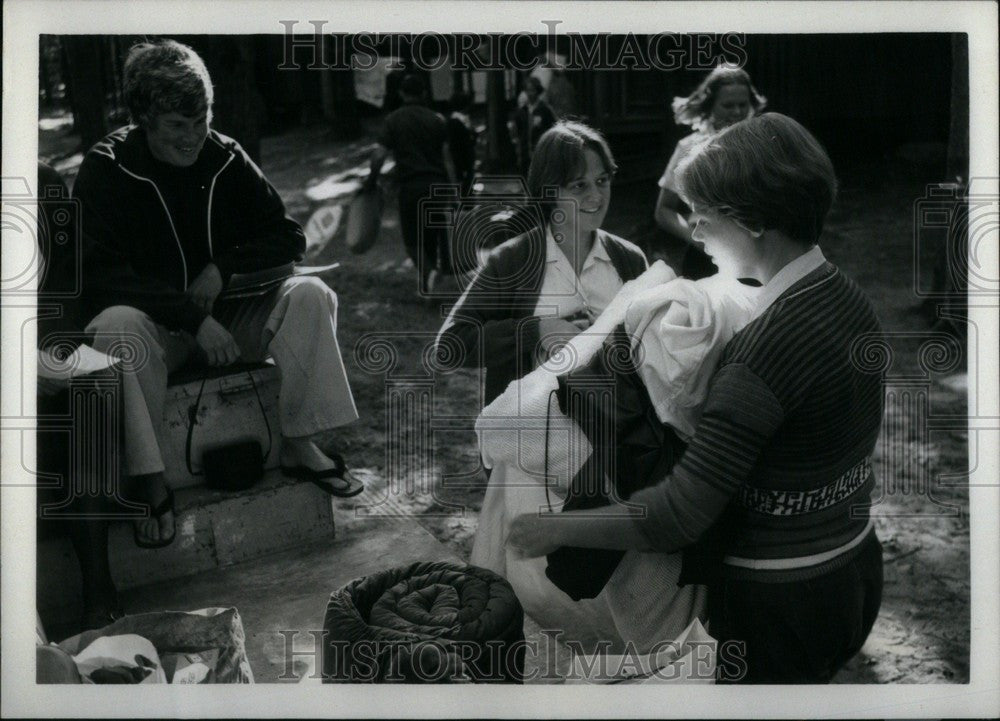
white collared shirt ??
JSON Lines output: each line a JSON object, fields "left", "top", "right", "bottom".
{"left": 751, "top": 245, "right": 828, "bottom": 321}
{"left": 534, "top": 226, "right": 624, "bottom": 321}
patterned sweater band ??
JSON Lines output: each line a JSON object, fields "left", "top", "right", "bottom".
{"left": 736, "top": 458, "right": 873, "bottom": 517}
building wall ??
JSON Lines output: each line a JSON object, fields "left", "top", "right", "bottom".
{"left": 578, "top": 33, "right": 957, "bottom": 182}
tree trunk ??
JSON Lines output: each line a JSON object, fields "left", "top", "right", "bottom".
{"left": 39, "top": 37, "right": 59, "bottom": 111}
{"left": 61, "top": 36, "right": 110, "bottom": 151}
{"left": 485, "top": 69, "right": 515, "bottom": 172}
{"left": 946, "top": 33, "right": 969, "bottom": 184}
{"left": 322, "top": 34, "right": 362, "bottom": 139}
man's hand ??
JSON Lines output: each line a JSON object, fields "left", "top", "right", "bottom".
{"left": 187, "top": 263, "right": 223, "bottom": 315}
{"left": 195, "top": 316, "right": 241, "bottom": 367}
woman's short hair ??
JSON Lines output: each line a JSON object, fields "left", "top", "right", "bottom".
{"left": 676, "top": 113, "right": 838, "bottom": 245}
{"left": 123, "top": 40, "right": 213, "bottom": 126}
{"left": 672, "top": 66, "right": 767, "bottom": 131}
{"left": 526, "top": 121, "right": 617, "bottom": 222}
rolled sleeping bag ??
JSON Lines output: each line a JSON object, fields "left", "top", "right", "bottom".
{"left": 322, "top": 561, "right": 525, "bottom": 683}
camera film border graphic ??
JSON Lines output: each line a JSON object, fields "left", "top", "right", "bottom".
{"left": 3, "top": 189, "right": 994, "bottom": 525}
{"left": 352, "top": 330, "right": 476, "bottom": 519}
{"left": 349, "top": 327, "right": 621, "bottom": 518}
{"left": 910, "top": 177, "right": 999, "bottom": 494}
{"left": 838, "top": 177, "right": 1000, "bottom": 519}
{"left": 2, "top": 174, "right": 145, "bottom": 518}
{"left": 1, "top": 175, "right": 82, "bottom": 298}
{"left": 912, "top": 178, "right": 1000, "bottom": 300}
{"left": 852, "top": 332, "right": 959, "bottom": 518}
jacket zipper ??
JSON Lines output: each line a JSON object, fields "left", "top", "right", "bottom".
{"left": 206, "top": 153, "right": 234, "bottom": 259}
{"left": 119, "top": 166, "right": 189, "bottom": 290}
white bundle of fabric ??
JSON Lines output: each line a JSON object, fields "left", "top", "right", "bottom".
{"left": 471, "top": 262, "right": 758, "bottom": 653}
{"left": 626, "top": 272, "right": 759, "bottom": 438}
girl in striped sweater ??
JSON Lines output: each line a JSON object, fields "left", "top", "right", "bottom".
{"left": 506, "top": 113, "right": 886, "bottom": 684}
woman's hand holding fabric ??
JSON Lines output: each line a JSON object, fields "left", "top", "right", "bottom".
{"left": 506, "top": 512, "right": 563, "bottom": 559}
{"left": 536, "top": 262, "right": 678, "bottom": 374}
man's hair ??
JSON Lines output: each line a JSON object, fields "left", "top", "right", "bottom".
{"left": 527, "top": 121, "right": 617, "bottom": 223}
{"left": 123, "top": 40, "right": 213, "bottom": 126}
{"left": 399, "top": 74, "right": 427, "bottom": 99}
{"left": 677, "top": 113, "right": 838, "bottom": 245}
{"left": 671, "top": 66, "right": 767, "bottom": 130}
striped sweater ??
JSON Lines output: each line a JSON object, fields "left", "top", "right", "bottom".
{"left": 631, "top": 261, "right": 884, "bottom": 581}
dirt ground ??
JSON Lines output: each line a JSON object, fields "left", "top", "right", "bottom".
{"left": 41, "top": 117, "right": 971, "bottom": 684}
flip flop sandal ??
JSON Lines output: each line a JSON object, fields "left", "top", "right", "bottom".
{"left": 281, "top": 453, "right": 365, "bottom": 498}
{"left": 132, "top": 486, "right": 177, "bottom": 549}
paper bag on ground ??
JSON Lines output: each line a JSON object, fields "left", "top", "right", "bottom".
{"left": 71, "top": 634, "right": 167, "bottom": 684}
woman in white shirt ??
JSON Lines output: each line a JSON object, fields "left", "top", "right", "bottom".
{"left": 436, "top": 121, "right": 648, "bottom": 408}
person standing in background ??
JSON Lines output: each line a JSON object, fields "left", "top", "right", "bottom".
{"left": 366, "top": 74, "right": 457, "bottom": 295}
{"left": 653, "top": 66, "right": 767, "bottom": 279}
{"left": 544, "top": 67, "right": 578, "bottom": 120}
{"left": 447, "top": 90, "right": 477, "bottom": 195}
{"left": 512, "top": 76, "right": 556, "bottom": 175}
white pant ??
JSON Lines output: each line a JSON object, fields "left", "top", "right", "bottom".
{"left": 86, "top": 276, "right": 359, "bottom": 477}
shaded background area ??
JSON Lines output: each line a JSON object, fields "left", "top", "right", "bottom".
{"left": 41, "top": 33, "right": 967, "bottom": 181}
